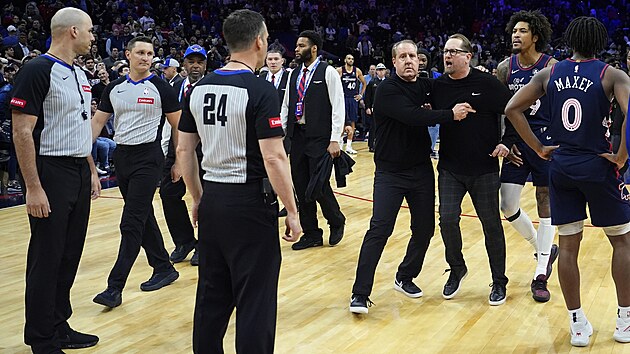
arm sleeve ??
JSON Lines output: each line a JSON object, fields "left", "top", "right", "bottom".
{"left": 178, "top": 88, "right": 197, "bottom": 133}
{"left": 10, "top": 59, "right": 51, "bottom": 116}
{"left": 280, "top": 70, "right": 293, "bottom": 131}
{"left": 500, "top": 117, "right": 520, "bottom": 148}
{"left": 364, "top": 80, "right": 375, "bottom": 108}
{"left": 325, "top": 66, "right": 345, "bottom": 142}
{"left": 254, "top": 80, "right": 284, "bottom": 140}
{"left": 97, "top": 81, "right": 116, "bottom": 113}
{"left": 374, "top": 80, "right": 453, "bottom": 126}
{"left": 486, "top": 75, "right": 512, "bottom": 115}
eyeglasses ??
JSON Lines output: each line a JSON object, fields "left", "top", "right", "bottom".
{"left": 441, "top": 48, "right": 470, "bottom": 56}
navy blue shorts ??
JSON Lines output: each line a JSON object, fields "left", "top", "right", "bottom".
{"left": 549, "top": 155, "right": 630, "bottom": 226}
{"left": 344, "top": 96, "right": 359, "bottom": 123}
{"left": 500, "top": 128, "right": 552, "bottom": 186}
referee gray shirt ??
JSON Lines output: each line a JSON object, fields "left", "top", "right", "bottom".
{"left": 99, "top": 74, "right": 180, "bottom": 145}
{"left": 11, "top": 54, "right": 92, "bottom": 157}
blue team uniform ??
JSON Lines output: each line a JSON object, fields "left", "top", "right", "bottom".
{"left": 501, "top": 54, "right": 553, "bottom": 186}
{"left": 341, "top": 66, "right": 359, "bottom": 123}
{"left": 546, "top": 58, "right": 630, "bottom": 226}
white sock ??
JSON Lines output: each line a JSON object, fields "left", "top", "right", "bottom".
{"left": 508, "top": 209, "right": 537, "bottom": 252}
{"left": 347, "top": 140, "right": 353, "bottom": 149}
{"left": 535, "top": 218, "right": 555, "bottom": 278}
{"left": 619, "top": 306, "right": 630, "bottom": 319}
{"left": 569, "top": 308, "right": 587, "bottom": 323}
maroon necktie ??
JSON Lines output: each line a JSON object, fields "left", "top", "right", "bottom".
{"left": 271, "top": 74, "right": 276, "bottom": 87}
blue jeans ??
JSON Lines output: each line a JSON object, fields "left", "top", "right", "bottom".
{"left": 91, "top": 137, "right": 116, "bottom": 167}
{"left": 428, "top": 124, "right": 440, "bottom": 152}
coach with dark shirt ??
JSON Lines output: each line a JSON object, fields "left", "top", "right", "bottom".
{"left": 349, "top": 40, "right": 473, "bottom": 314}
{"left": 431, "top": 34, "right": 512, "bottom": 306}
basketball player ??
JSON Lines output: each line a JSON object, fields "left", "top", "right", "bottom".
{"left": 337, "top": 54, "right": 366, "bottom": 154}
{"left": 505, "top": 16, "right": 630, "bottom": 347}
{"left": 495, "top": 10, "right": 558, "bottom": 303}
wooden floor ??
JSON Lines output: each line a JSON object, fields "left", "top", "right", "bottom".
{"left": 1, "top": 141, "right": 630, "bottom": 353}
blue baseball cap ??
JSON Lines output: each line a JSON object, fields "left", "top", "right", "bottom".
{"left": 184, "top": 44, "right": 207, "bottom": 59}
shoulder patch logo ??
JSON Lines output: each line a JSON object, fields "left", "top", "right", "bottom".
{"left": 268, "top": 117, "right": 282, "bottom": 128}
{"left": 10, "top": 97, "right": 26, "bottom": 108}
{"left": 138, "top": 97, "right": 155, "bottom": 104}
{"left": 82, "top": 85, "right": 91, "bottom": 93}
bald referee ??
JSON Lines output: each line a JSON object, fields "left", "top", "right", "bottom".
{"left": 177, "top": 10, "right": 301, "bottom": 353}
{"left": 11, "top": 8, "right": 100, "bottom": 353}
{"left": 91, "top": 36, "right": 180, "bottom": 308}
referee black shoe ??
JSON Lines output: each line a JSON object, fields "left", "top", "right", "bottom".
{"left": 93, "top": 288, "right": 122, "bottom": 308}
{"left": 442, "top": 268, "right": 467, "bottom": 300}
{"left": 291, "top": 235, "right": 323, "bottom": 250}
{"left": 190, "top": 249, "right": 199, "bottom": 266}
{"left": 140, "top": 268, "right": 179, "bottom": 291}
{"left": 278, "top": 207, "right": 288, "bottom": 217}
{"left": 329, "top": 224, "right": 344, "bottom": 246}
{"left": 57, "top": 325, "right": 99, "bottom": 349}
{"left": 489, "top": 283, "right": 507, "bottom": 306}
{"left": 394, "top": 278, "right": 423, "bottom": 298}
{"left": 349, "top": 294, "right": 374, "bottom": 314}
{"left": 170, "top": 241, "right": 196, "bottom": 263}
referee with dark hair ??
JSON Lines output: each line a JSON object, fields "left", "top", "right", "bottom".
{"left": 177, "top": 9, "right": 301, "bottom": 353}
{"left": 91, "top": 36, "right": 180, "bottom": 308}
{"left": 11, "top": 8, "right": 100, "bottom": 354}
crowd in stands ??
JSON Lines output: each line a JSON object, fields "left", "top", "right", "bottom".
{"left": 0, "top": 0, "right": 629, "bottom": 195}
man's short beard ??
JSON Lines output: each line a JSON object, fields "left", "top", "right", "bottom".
{"left": 512, "top": 47, "right": 522, "bottom": 54}
{"left": 295, "top": 50, "right": 312, "bottom": 64}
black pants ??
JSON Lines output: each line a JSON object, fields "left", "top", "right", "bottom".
{"left": 193, "top": 181, "right": 281, "bottom": 354}
{"left": 159, "top": 141, "right": 202, "bottom": 247}
{"left": 107, "top": 142, "right": 173, "bottom": 291}
{"left": 353, "top": 165, "right": 435, "bottom": 296}
{"left": 290, "top": 128, "right": 345, "bottom": 238}
{"left": 24, "top": 156, "right": 91, "bottom": 353}
{"left": 438, "top": 169, "right": 508, "bottom": 286}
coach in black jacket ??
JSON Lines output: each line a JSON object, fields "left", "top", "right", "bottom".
{"left": 349, "top": 40, "right": 472, "bottom": 314}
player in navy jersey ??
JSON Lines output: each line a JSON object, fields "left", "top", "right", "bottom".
{"left": 337, "top": 54, "right": 366, "bottom": 154}
{"left": 177, "top": 9, "right": 301, "bottom": 353}
{"left": 494, "top": 10, "right": 559, "bottom": 303}
{"left": 506, "top": 16, "right": 630, "bottom": 347}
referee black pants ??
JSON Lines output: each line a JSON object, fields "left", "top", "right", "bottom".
{"left": 290, "top": 128, "right": 345, "bottom": 239}
{"left": 24, "top": 156, "right": 91, "bottom": 353}
{"left": 352, "top": 165, "right": 435, "bottom": 296}
{"left": 438, "top": 169, "right": 508, "bottom": 286}
{"left": 193, "top": 181, "right": 281, "bottom": 354}
{"left": 108, "top": 142, "right": 173, "bottom": 291}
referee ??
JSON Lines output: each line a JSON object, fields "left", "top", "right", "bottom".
{"left": 177, "top": 10, "right": 301, "bottom": 353}
{"left": 11, "top": 8, "right": 100, "bottom": 353}
{"left": 91, "top": 36, "right": 180, "bottom": 308}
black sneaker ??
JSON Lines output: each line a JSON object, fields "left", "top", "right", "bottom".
{"left": 93, "top": 288, "right": 122, "bottom": 308}
{"left": 489, "top": 283, "right": 507, "bottom": 306}
{"left": 329, "top": 224, "right": 344, "bottom": 246}
{"left": 349, "top": 294, "right": 374, "bottom": 314}
{"left": 190, "top": 249, "right": 199, "bottom": 266}
{"left": 531, "top": 274, "right": 550, "bottom": 302}
{"left": 278, "top": 207, "right": 288, "bottom": 217}
{"left": 170, "top": 241, "right": 196, "bottom": 263}
{"left": 140, "top": 268, "right": 179, "bottom": 291}
{"left": 57, "top": 326, "right": 99, "bottom": 349}
{"left": 291, "top": 235, "right": 323, "bottom": 250}
{"left": 442, "top": 268, "right": 467, "bottom": 299}
{"left": 394, "top": 278, "right": 423, "bottom": 298}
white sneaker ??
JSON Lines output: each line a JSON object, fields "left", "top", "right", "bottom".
{"left": 346, "top": 148, "right": 358, "bottom": 154}
{"left": 614, "top": 317, "right": 630, "bottom": 343}
{"left": 96, "top": 166, "right": 108, "bottom": 175}
{"left": 570, "top": 320, "right": 593, "bottom": 347}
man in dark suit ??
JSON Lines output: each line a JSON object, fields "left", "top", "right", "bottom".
{"left": 280, "top": 30, "right": 346, "bottom": 250}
